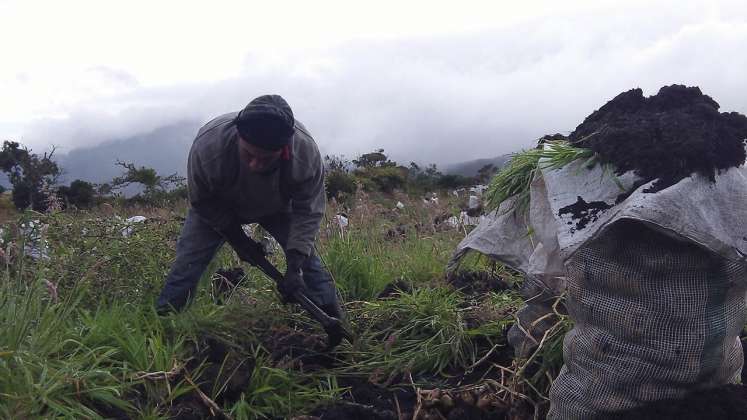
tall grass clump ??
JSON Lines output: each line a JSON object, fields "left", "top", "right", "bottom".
{"left": 77, "top": 304, "right": 195, "bottom": 414}
{"left": 230, "top": 349, "right": 340, "bottom": 419}
{"left": 0, "top": 276, "right": 133, "bottom": 418}
{"left": 322, "top": 235, "right": 392, "bottom": 301}
{"left": 344, "top": 287, "right": 518, "bottom": 377}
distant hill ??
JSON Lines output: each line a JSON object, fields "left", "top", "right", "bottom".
{"left": 57, "top": 120, "right": 201, "bottom": 184}
{"left": 53, "top": 122, "right": 516, "bottom": 189}
{"left": 442, "top": 154, "right": 512, "bottom": 177}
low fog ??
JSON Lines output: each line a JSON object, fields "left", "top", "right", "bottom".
{"left": 5, "top": 0, "right": 747, "bottom": 170}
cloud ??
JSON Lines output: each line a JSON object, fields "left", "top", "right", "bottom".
{"left": 17, "top": 2, "right": 747, "bottom": 166}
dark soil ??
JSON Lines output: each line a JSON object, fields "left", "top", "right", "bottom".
{"left": 311, "top": 377, "right": 414, "bottom": 420}
{"left": 570, "top": 84, "right": 747, "bottom": 192}
{"left": 447, "top": 270, "right": 511, "bottom": 295}
{"left": 557, "top": 195, "right": 613, "bottom": 233}
{"left": 311, "top": 376, "right": 531, "bottom": 420}
{"left": 434, "top": 212, "right": 452, "bottom": 226}
{"left": 211, "top": 267, "right": 246, "bottom": 304}
{"left": 377, "top": 279, "right": 413, "bottom": 299}
{"left": 314, "top": 401, "right": 398, "bottom": 420}
{"left": 385, "top": 224, "right": 408, "bottom": 239}
{"left": 167, "top": 397, "right": 211, "bottom": 420}
{"left": 187, "top": 336, "right": 255, "bottom": 404}
{"left": 166, "top": 327, "right": 336, "bottom": 418}
{"left": 605, "top": 384, "right": 747, "bottom": 420}
{"left": 260, "top": 325, "right": 339, "bottom": 371}
{"left": 465, "top": 205, "right": 483, "bottom": 217}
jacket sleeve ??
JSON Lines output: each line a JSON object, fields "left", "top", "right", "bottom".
{"left": 187, "top": 146, "right": 235, "bottom": 231}
{"left": 286, "top": 154, "right": 326, "bottom": 256}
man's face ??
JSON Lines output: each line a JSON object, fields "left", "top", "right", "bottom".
{"left": 238, "top": 139, "right": 283, "bottom": 173}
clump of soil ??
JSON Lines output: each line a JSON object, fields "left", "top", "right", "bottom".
{"left": 557, "top": 196, "right": 613, "bottom": 233}
{"left": 307, "top": 341, "right": 535, "bottom": 420}
{"left": 211, "top": 267, "right": 246, "bottom": 304}
{"left": 162, "top": 336, "right": 255, "bottom": 419}
{"left": 259, "top": 326, "right": 338, "bottom": 371}
{"left": 604, "top": 384, "right": 747, "bottom": 420}
{"left": 385, "top": 224, "right": 408, "bottom": 239}
{"left": 463, "top": 303, "right": 515, "bottom": 332}
{"left": 188, "top": 337, "right": 255, "bottom": 403}
{"left": 447, "top": 270, "right": 511, "bottom": 295}
{"left": 167, "top": 327, "right": 337, "bottom": 418}
{"left": 377, "top": 279, "right": 413, "bottom": 299}
{"left": 570, "top": 84, "right": 747, "bottom": 192}
{"left": 311, "top": 377, "right": 414, "bottom": 420}
{"left": 166, "top": 398, "right": 211, "bottom": 420}
{"left": 313, "top": 401, "right": 398, "bottom": 420}
{"left": 414, "top": 384, "right": 534, "bottom": 420}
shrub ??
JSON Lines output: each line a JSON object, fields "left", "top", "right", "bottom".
{"left": 58, "top": 179, "right": 96, "bottom": 209}
{"left": 325, "top": 170, "right": 356, "bottom": 201}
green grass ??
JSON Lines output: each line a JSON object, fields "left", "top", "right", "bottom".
{"left": 0, "top": 195, "right": 538, "bottom": 418}
{"left": 229, "top": 350, "right": 340, "bottom": 419}
{"left": 0, "top": 278, "right": 133, "bottom": 418}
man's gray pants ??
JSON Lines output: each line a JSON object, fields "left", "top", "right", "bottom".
{"left": 156, "top": 208, "right": 338, "bottom": 312}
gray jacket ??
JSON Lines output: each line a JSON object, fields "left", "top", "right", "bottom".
{"left": 187, "top": 112, "right": 326, "bottom": 256}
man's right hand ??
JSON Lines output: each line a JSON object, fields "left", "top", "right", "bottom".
{"left": 278, "top": 250, "right": 309, "bottom": 303}
{"left": 278, "top": 266, "right": 306, "bottom": 303}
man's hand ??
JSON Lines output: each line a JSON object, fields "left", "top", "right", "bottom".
{"left": 218, "top": 224, "right": 265, "bottom": 264}
{"left": 235, "top": 238, "right": 266, "bottom": 264}
{"left": 278, "top": 250, "right": 308, "bottom": 303}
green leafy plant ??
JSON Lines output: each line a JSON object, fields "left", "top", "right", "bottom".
{"left": 485, "top": 141, "right": 595, "bottom": 213}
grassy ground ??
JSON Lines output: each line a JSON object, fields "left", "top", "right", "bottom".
{"left": 0, "top": 191, "right": 566, "bottom": 419}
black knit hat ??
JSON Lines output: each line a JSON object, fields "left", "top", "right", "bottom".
{"left": 234, "top": 95, "right": 295, "bottom": 150}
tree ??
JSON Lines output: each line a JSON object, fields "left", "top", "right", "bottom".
{"left": 324, "top": 155, "right": 357, "bottom": 201}
{"left": 324, "top": 154, "right": 352, "bottom": 173}
{"left": 476, "top": 163, "right": 498, "bottom": 184}
{"left": 366, "top": 166, "right": 407, "bottom": 193}
{"left": 352, "top": 150, "right": 406, "bottom": 193}
{"left": 353, "top": 149, "right": 395, "bottom": 169}
{"left": 109, "top": 161, "right": 185, "bottom": 205}
{"left": 58, "top": 180, "right": 96, "bottom": 209}
{"left": 436, "top": 174, "right": 473, "bottom": 189}
{"left": 408, "top": 162, "right": 442, "bottom": 191}
{"left": 0, "top": 141, "right": 60, "bottom": 211}
{"left": 326, "top": 170, "right": 357, "bottom": 200}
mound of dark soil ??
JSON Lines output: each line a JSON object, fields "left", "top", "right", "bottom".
{"left": 211, "top": 267, "right": 246, "bottom": 304}
{"left": 260, "top": 326, "right": 338, "bottom": 371}
{"left": 314, "top": 401, "right": 398, "bottom": 420}
{"left": 570, "top": 85, "right": 747, "bottom": 192}
{"left": 311, "top": 377, "right": 414, "bottom": 420}
{"left": 167, "top": 397, "right": 212, "bottom": 420}
{"left": 377, "top": 279, "right": 413, "bottom": 299}
{"left": 155, "top": 336, "right": 256, "bottom": 419}
{"left": 309, "top": 368, "right": 533, "bottom": 420}
{"left": 447, "top": 270, "right": 511, "bottom": 295}
{"left": 605, "top": 384, "right": 747, "bottom": 420}
{"left": 189, "top": 337, "right": 255, "bottom": 403}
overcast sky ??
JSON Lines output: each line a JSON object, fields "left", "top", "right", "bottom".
{"left": 1, "top": 0, "right": 746, "bottom": 165}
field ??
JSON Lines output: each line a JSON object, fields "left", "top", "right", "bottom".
{"left": 0, "top": 190, "right": 569, "bottom": 420}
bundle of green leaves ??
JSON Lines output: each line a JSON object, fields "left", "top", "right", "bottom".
{"left": 485, "top": 140, "right": 595, "bottom": 213}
